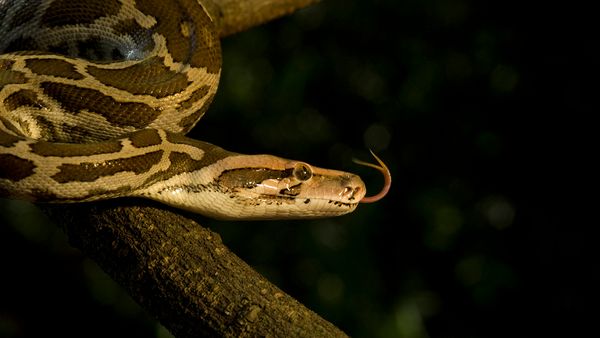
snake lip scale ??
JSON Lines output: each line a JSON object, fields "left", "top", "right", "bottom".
{"left": 0, "top": 0, "right": 390, "bottom": 220}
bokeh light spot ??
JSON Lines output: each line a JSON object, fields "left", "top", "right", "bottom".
{"left": 317, "top": 273, "right": 345, "bottom": 304}
{"left": 480, "top": 195, "right": 515, "bottom": 229}
{"left": 455, "top": 255, "right": 484, "bottom": 286}
{"left": 490, "top": 64, "right": 519, "bottom": 93}
{"left": 364, "top": 123, "right": 391, "bottom": 152}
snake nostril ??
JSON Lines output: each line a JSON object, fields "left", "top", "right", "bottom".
{"left": 341, "top": 186, "right": 355, "bottom": 199}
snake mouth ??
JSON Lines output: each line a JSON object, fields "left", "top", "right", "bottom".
{"left": 328, "top": 200, "right": 359, "bottom": 208}
{"left": 256, "top": 194, "right": 358, "bottom": 207}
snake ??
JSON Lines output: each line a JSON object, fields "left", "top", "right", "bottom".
{"left": 0, "top": 0, "right": 390, "bottom": 220}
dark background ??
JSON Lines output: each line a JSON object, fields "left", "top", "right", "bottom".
{"left": 1, "top": 0, "right": 593, "bottom": 337}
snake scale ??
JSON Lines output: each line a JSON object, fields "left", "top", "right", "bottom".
{"left": 0, "top": 0, "right": 390, "bottom": 220}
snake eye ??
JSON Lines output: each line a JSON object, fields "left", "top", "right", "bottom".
{"left": 293, "top": 163, "right": 313, "bottom": 181}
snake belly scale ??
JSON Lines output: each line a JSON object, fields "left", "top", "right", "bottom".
{"left": 1, "top": 0, "right": 388, "bottom": 220}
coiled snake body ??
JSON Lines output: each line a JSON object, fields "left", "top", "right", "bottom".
{"left": 0, "top": 0, "right": 389, "bottom": 220}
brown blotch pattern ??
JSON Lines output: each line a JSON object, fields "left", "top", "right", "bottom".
{"left": 52, "top": 150, "right": 163, "bottom": 183}
{"left": 168, "top": 149, "right": 229, "bottom": 173}
{"left": 40, "top": 82, "right": 161, "bottom": 128}
{"left": 4, "top": 89, "right": 45, "bottom": 111}
{"left": 0, "top": 118, "right": 23, "bottom": 139}
{"left": 32, "top": 115, "right": 56, "bottom": 140}
{"left": 0, "top": 129, "right": 22, "bottom": 147}
{"left": 26, "top": 58, "right": 84, "bottom": 80}
{"left": 218, "top": 168, "right": 291, "bottom": 190}
{"left": 178, "top": 92, "right": 214, "bottom": 131}
{"left": 0, "top": 59, "right": 15, "bottom": 70}
{"left": 129, "top": 129, "right": 162, "bottom": 148}
{"left": 134, "top": 0, "right": 221, "bottom": 73}
{"left": 144, "top": 151, "right": 203, "bottom": 185}
{"left": 30, "top": 139, "right": 123, "bottom": 157}
{"left": 0, "top": 154, "right": 35, "bottom": 181}
{"left": 113, "top": 18, "right": 146, "bottom": 36}
{"left": 0, "top": 60, "right": 27, "bottom": 90}
{"left": 41, "top": 0, "right": 121, "bottom": 27}
{"left": 58, "top": 123, "right": 102, "bottom": 143}
{"left": 142, "top": 142, "right": 233, "bottom": 186}
{"left": 145, "top": 151, "right": 205, "bottom": 184}
{"left": 165, "top": 132, "right": 236, "bottom": 162}
{"left": 180, "top": 85, "right": 209, "bottom": 110}
{"left": 87, "top": 57, "right": 189, "bottom": 97}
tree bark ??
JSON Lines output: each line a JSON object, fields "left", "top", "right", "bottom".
{"left": 39, "top": 0, "right": 346, "bottom": 337}
{"left": 43, "top": 200, "right": 346, "bottom": 337}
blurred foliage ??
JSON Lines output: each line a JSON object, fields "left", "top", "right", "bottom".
{"left": 0, "top": 0, "right": 592, "bottom": 337}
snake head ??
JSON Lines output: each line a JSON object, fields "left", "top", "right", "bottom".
{"left": 140, "top": 147, "right": 390, "bottom": 220}
{"left": 176, "top": 154, "right": 367, "bottom": 220}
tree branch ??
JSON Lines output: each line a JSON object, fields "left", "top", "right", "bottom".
{"left": 43, "top": 200, "right": 346, "bottom": 337}
{"left": 205, "top": 0, "right": 322, "bottom": 37}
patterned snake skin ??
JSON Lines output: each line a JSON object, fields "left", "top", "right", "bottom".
{"left": 1, "top": 0, "right": 388, "bottom": 220}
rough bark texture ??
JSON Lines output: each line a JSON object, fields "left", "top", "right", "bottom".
{"left": 205, "top": 0, "right": 322, "bottom": 37}
{"left": 38, "top": 1, "right": 346, "bottom": 336}
{"left": 43, "top": 200, "right": 346, "bottom": 337}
